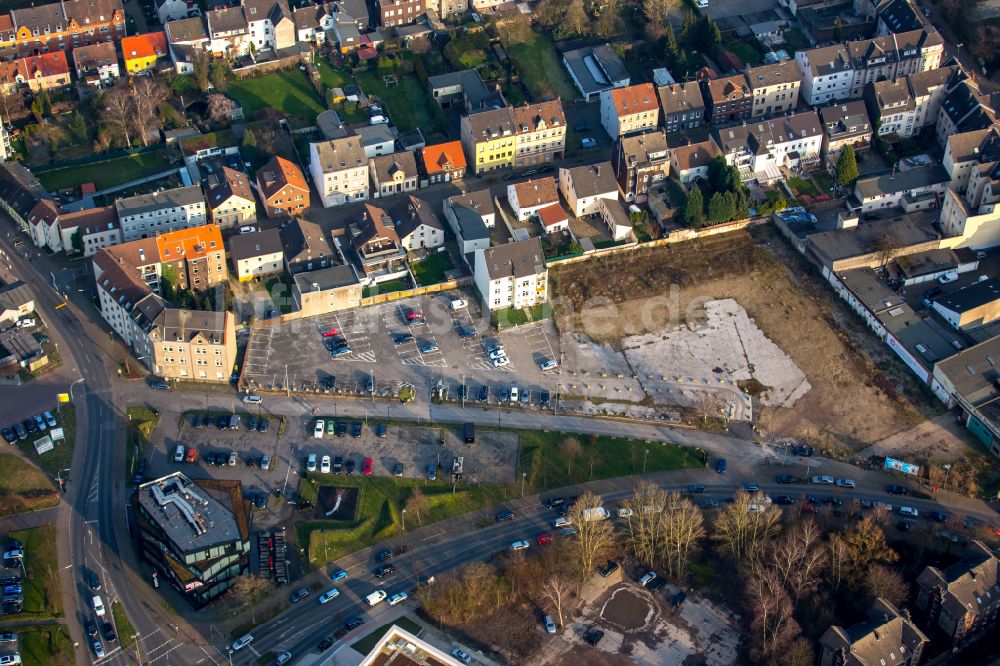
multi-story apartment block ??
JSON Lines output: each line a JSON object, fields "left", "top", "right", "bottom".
{"left": 71, "top": 40, "right": 118, "bottom": 85}
{"left": 136, "top": 473, "right": 250, "bottom": 607}
{"left": 228, "top": 228, "right": 283, "bottom": 281}
{"left": 243, "top": 0, "right": 295, "bottom": 53}
{"left": 377, "top": 0, "right": 423, "bottom": 28}
{"left": 818, "top": 598, "right": 928, "bottom": 666}
{"left": 0, "top": 0, "right": 126, "bottom": 62}
{"left": 796, "top": 43, "right": 853, "bottom": 106}
{"left": 58, "top": 205, "right": 120, "bottom": 257}
{"left": 600, "top": 83, "right": 660, "bottom": 138}
{"left": 474, "top": 237, "right": 547, "bottom": 313}
{"left": 255, "top": 156, "right": 308, "bottom": 218}
{"left": 350, "top": 203, "right": 407, "bottom": 281}
{"left": 656, "top": 81, "right": 705, "bottom": 133}
{"left": 864, "top": 65, "right": 957, "bottom": 139}
{"left": 512, "top": 100, "right": 566, "bottom": 167}
{"left": 461, "top": 107, "right": 515, "bottom": 174}
{"left": 704, "top": 74, "right": 753, "bottom": 125}
{"left": 942, "top": 126, "right": 999, "bottom": 192}
{"left": 916, "top": 541, "right": 1000, "bottom": 645}
{"left": 935, "top": 80, "right": 996, "bottom": 148}
{"left": 310, "top": 137, "right": 368, "bottom": 207}
{"left": 612, "top": 131, "right": 670, "bottom": 202}
{"left": 154, "top": 224, "right": 227, "bottom": 292}
{"left": 7, "top": 51, "right": 70, "bottom": 92}
{"left": 115, "top": 185, "right": 206, "bottom": 242}
{"left": 818, "top": 100, "right": 872, "bottom": 162}
{"left": 712, "top": 110, "right": 823, "bottom": 182}
{"left": 746, "top": 61, "right": 800, "bottom": 117}
{"left": 280, "top": 218, "right": 335, "bottom": 274}
{"left": 938, "top": 130, "right": 1000, "bottom": 249}
{"left": 204, "top": 166, "right": 256, "bottom": 229}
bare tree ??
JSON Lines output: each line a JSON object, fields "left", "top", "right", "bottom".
{"left": 559, "top": 437, "right": 581, "bottom": 475}
{"left": 621, "top": 481, "right": 668, "bottom": 568}
{"left": 843, "top": 515, "right": 898, "bottom": 585}
{"left": 693, "top": 391, "right": 725, "bottom": 425}
{"left": 642, "top": 0, "right": 678, "bottom": 37}
{"left": 662, "top": 493, "right": 705, "bottom": 581}
{"left": 566, "top": 492, "right": 615, "bottom": 579}
{"left": 131, "top": 77, "right": 166, "bottom": 146}
{"left": 409, "top": 36, "right": 431, "bottom": 54}
{"left": 206, "top": 93, "right": 236, "bottom": 124}
{"left": 766, "top": 520, "right": 827, "bottom": 605}
{"left": 230, "top": 574, "right": 273, "bottom": 623}
{"left": 563, "top": 1, "right": 589, "bottom": 36}
{"left": 495, "top": 13, "right": 532, "bottom": 47}
{"left": 101, "top": 85, "right": 134, "bottom": 149}
{"left": 406, "top": 487, "right": 430, "bottom": 526}
{"left": 539, "top": 576, "right": 573, "bottom": 627}
{"left": 864, "top": 563, "right": 909, "bottom": 606}
{"left": 712, "top": 490, "right": 782, "bottom": 561}
{"left": 746, "top": 569, "right": 800, "bottom": 660}
{"left": 827, "top": 533, "right": 849, "bottom": 590}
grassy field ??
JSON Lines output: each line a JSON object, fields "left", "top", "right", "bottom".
{"left": 16, "top": 404, "right": 75, "bottom": 478}
{"left": 17, "top": 625, "right": 74, "bottom": 666}
{"left": 229, "top": 70, "right": 326, "bottom": 121}
{"left": 126, "top": 406, "right": 160, "bottom": 486}
{"left": 296, "top": 475, "right": 507, "bottom": 568}
{"left": 36, "top": 152, "right": 171, "bottom": 193}
{"left": 508, "top": 32, "right": 578, "bottom": 101}
{"left": 0, "top": 453, "right": 59, "bottom": 517}
{"left": 4, "top": 524, "right": 62, "bottom": 619}
{"left": 317, "top": 61, "right": 368, "bottom": 123}
{"left": 411, "top": 252, "right": 454, "bottom": 286}
{"left": 518, "top": 430, "right": 705, "bottom": 492}
{"left": 351, "top": 617, "right": 422, "bottom": 654}
{"left": 354, "top": 61, "right": 439, "bottom": 135}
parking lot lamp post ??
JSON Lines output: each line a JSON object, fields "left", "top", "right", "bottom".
{"left": 943, "top": 464, "right": 952, "bottom": 490}
{"left": 555, "top": 384, "right": 561, "bottom": 414}
{"left": 228, "top": 647, "right": 233, "bottom": 666}
{"left": 402, "top": 508, "right": 406, "bottom": 534}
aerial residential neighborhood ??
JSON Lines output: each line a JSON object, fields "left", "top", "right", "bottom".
{"left": 0, "top": 0, "right": 997, "bottom": 664}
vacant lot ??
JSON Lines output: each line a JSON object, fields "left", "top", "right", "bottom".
{"left": 550, "top": 231, "right": 922, "bottom": 453}
{"left": 36, "top": 151, "right": 172, "bottom": 193}
{"left": 229, "top": 70, "right": 326, "bottom": 121}
{"left": 508, "top": 32, "right": 578, "bottom": 102}
{"left": 0, "top": 453, "right": 59, "bottom": 516}
{"left": 354, "top": 61, "right": 441, "bottom": 136}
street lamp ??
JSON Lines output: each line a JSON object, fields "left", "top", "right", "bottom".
{"left": 643, "top": 449, "right": 649, "bottom": 474}
{"left": 943, "top": 464, "right": 952, "bottom": 490}
{"left": 55, "top": 468, "right": 70, "bottom": 493}
{"left": 401, "top": 508, "right": 406, "bottom": 534}
{"left": 520, "top": 472, "right": 526, "bottom": 498}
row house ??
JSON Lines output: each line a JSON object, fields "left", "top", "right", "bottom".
{"left": 703, "top": 74, "right": 753, "bottom": 125}
{"left": 427, "top": 0, "right": 466, "bottom": 18}
{"left": 350, "top": 203, "right": 407, "bottom": 282}
{"left": 712, "top": 110, "right": 824, "bottom": 183}
{"left": 354, "top": 124, "right": 395, "bottom": 159}
{"left": 293, "top": 4, "right": 334, "bottom": 45}
{"left": 229, "top": 228, "right": 283, "bottom": 281}
{"left": 147, "top": 308, "right": 237, "bottom": 384}
{"left": 670, "top": 140, "right": 721, "bottom": 184}
{"left": 938, "top": 131, "right": 1000, "bottom": 249}
{"left": 419, "top": 140, "right": 466, "bottom": 184}
{"left": 255, "top": 156, "right": 308, "bottom": 218}
{"left": 204, "top": 166, "right": 256, "bottom": 228}
{"left": 818, "top": 598, "right": 928, "bottom": 666}
{"left": 864, "top": 65, "right": 958, "bottom": 139}
{"left": 280, "top": 218, "right": 334, "bottom": 274}
{"left": 852, "top": 163, "right": 949, "bottom": 212}
{"left": 795, "top": 43, "right": 852, "bottom": 106}
{"left": 377, "top": 0, "right": 423, "bottom": 28}
{"left": 310, "top": 136, "right": 369, "bottom": 207}
{"left": 58, "top": 205, "right": 120, "bottom": 256}
{"left": 206, "top": 7, "right": 250, "bottom": 58}
{"left": 0, "top": 0, "right": 126, "bottom": 62}
{"left": 389, "top": 194, "right": 444, "bottom": 251}
{"left": 942, "top": 126, "right": 1000, "bottom": 192}
{"left": 121, "top": 31, "right": 166, "bottom": 75}
{"left": 243, "top": 0, "right": 295, "bottom": 54}
{"left": 935, "top": 80, "right": 997, "bottom": 149}
{"left": 558, "top": 162, "right": 618, "bottom": 217}
{"left": 600, "top": 83, "right": 659, "bottom": 139}
{"left": 444, "top": 189, "right": 493, "bottom": 256}
{"left": 71, "top": 39, "right": 117, "bottom": 84}
{"left": 164, "top": 16, "right": 207, "bottom": 74}
{"left": 428, "top": 68, "right": 503, "bottom": 113}
{"left": 818, "top": 100, "right": 872, "bottom": 162}
{"left": 655, "top": 81, "right": 705, "bottom": 133}
{"left": 153, "top": 224, "right": 227, "bottom": 292}
{"left": 612, "top": 130, "right": 670, "bottom": 202}
{"left": 115, "top": 185, "right": 206, "bottom": 242}
{"left": 507, "top": 177, "right": 558, "bottom": 221}
{"left": 460, "top": 101, "right": 566, "bottom": 175}
{"left": 916, "top": 541, "right": 1000, "bottom": 646}
{"left": 370, "top": 151, "right": 418, "bottom": 198}
{"left": 746, "top": 61, "right": 800, "bottom": 117}
{"left": 473, "top": 237, "right": 547, "bottom": 313}
{"left": 1, "top": 51, "right": 70, "bottom": 92}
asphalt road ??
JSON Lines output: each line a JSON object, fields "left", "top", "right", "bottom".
{"left": 228, "top": 471, "right": 998, "bottom": 666}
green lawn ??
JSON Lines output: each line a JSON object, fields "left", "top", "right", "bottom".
{"left": 518, "top": 430, "right": 706, "bottom": 492}
{"left": 296, "top": 473, "right": 506, "bottom": 568}
{"left": 228, "top": 69, "right": 326, "bottom": 122}
{"left": 508, "top": 31, "right": 578, "bottom": 101}
{"left": 352, "top": 617, "right": 423, "bottom": 654}
{"left": 812, "top": 171, "right": 835, "bottom": 195}
{"left": 5, "top": 524, "right": 62, "bottom": 619}
{"left": 354, "top": 62, "right": 439, "bottom": 135}
{"left": 723, "top": 40, "right": 763, "bottom": 66}
{"left": 363, "top": 279, "right": 410, "bottom": 299}
{"left": 317, "top": 60, "right": 352, "bottom": 88}
{"left": 126, "top": 406, "right": 159, "bottom": 486}
{"left": 411, "top": 252, "right": 454, "bottom": 286}
{"left": 36, "top": 152, "right": 171, "bottom": 193}
{"left": 0, "top": 452, "right": 59, "bottom": 516}
{"left": 787, "top": 176, "right": 819, "bottom": 197}
{"left": 16, "top": 404, "right": 75, "bottom": 478}
{"left": 17, "top": 625, "right": 74, "bottom": 666}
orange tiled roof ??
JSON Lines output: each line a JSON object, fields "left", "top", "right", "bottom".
{"left": 155, "top": 224, "right": 223, "bottom": 262}
{"left": 512, "top": 177, "right": 558, "bottom": 208}
{"left": 256, "top": 156, "right": 308, "bottom": 201}
{"left": 421, "top": 141, "right": 466, "bottom": 175}
{"left": 611, "top": 83, "right": 658, "bottom": 116}
{"left": 538, "top": 203, "right": 568, "bottom": 228}
{"left": 0, "top": 15, "right": 13, "bottom": 31}
{"left": 122, "top": 31, "right": 167, "bottom": 61}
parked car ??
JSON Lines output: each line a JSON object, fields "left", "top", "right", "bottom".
{"left": 373, "top": 564, "right": 395, "bottom": 579}
{"left": 374, "top": 549, "right": 393, "bottom": 563}
{"left": 544, "top": 615, "right": 556, "bottom": 633}
{"left": 451, "top": 647, "right": 472, "bottom": 664}
{"left": 600, "top": 561, "right": 620, "bottom": 577}
{"left": 387, "top": 592, "right": 408, "bottom": 606}
{"left": 314, "top": 420, "right": 325, "bottom": 439}
{"left": 580, "top": 136, "right": 597, "bottom": 149}
{"left": 537, "top": 533, "right": 554, "bottom": 545}
{"left": 321, "top": 456, "right": 331, "bottom": 474}
{"left": 426, "top": 464, "right": 437, "bottom": 480}
{"left": 306, "top": 453, "right": 317, "bottom": 472}
{"left": 101, "top": 621, "right": 116, "bottom": 642}
{"left": 811, "top": 475, "right": 834, "bottom": 485}
{"left": 886, "top": 485, "right": 908, "bottom": 495}
{"left": 318, "top": 588, "right": 340, "bottom": 604}
{"left": 289, "top": 587, "right": 310, "bottom": 603}
{"left": 418, "top": 341, "right": 439, "bottom": 353}
{"left": 716, "top": 459, "right": 727, "bottom": 474}
{"left": 42, "top": 411, "right": 56, "bottom": 428}
{"left": 362, "top": 457, "right": 373, "bottom": 475}
{"left": 775, "top": 475, "right": 795, "bottom": 484}
{"left": 639, "top": 571, "right": 657, "bottom": 586}
{"left": 496, "top": 510, "right": 515, "bottom": 522}
{"left": 835, "top": 478, "right": 856, "bottom": 488}
{"left": 509, "top": 540, "right": 530, "bottom": 552}
{"left": 352, "top": 422, "right": 363, "bottom": 438}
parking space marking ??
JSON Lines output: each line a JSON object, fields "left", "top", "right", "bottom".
{"left": 513, "top": 325, "right": 557, "bottom": 371}
{"left": 325, "top": 310, "right": 376, "bottom": 363}
{"left": 385, "top": 301, "right": 447, "bottom": 367}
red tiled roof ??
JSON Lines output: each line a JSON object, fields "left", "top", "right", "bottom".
{"left": 538, "top": 203, "right": 568, "bottom": 229}
{"left": 421, "top": 141, "right": 467, "bottom": 175}
{"left": 16, "top": 51, "right": 69, "bottom": 79}
{"left": 611, "top": 83, "right": 658, "bottom": 116}
{"left": 256, "top": 156, "right": 307, "bottom": 201}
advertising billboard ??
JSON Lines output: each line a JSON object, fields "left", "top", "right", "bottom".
{"left": 885, "top": 457, "right": 920, "bottom": 476}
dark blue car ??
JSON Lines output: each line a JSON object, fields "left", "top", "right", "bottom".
{"left": 716, "top": 458, "right": 727, "bottom": 474}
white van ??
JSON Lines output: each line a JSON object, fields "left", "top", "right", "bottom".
{"left": 366, "top": 590, "right": 387, "bottom": 606}
{"left": 242, "top": 394, "right": 262, "bottom": 405}
{"left": 92, "top": 595, "right": 105, "bottom": 617}
{"left": 898, "top": 506, "right": 919, "bottom": 517}
{"left": 450, "top": 299, "right": 467, "bottom": 310}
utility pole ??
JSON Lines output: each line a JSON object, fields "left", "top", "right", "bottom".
{"left": 643, "top": 449, "right": 649, "bottom": 474}
{"left": 521, "top": 471, "right": 526, "bottom": 498}
{"left": 284, "top": 365, "right": 290, "bottom": 397}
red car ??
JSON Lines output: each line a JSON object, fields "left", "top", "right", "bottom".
{"left": 185, "top": 448, "right": 198, "bottom": 463}
{"left": 405, "top": 311, "right": 423, "bottom": 321}
{"left": 362, "top": 457, "right": 373, "bottom": 476}
{"left": 536, "top": 533, "right": 554, "bottom": 545}
{"left": 801, "top": 502, "right": 818, "bottom": 514}
{"left": 321, "top": 328, "right": 339, "bottom": 338}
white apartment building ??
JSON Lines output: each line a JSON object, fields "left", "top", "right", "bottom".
{"left": 712, "top": 110, "right": 823, "bottom": 183}
{"left": 796, "top": 44, "right": 853, "bottom": 106}
{"left": 474, "top": 237, "right": 548, "bottom": 313}
{"left": 310, "top": 137, "right": 369, "bottom": 208}
{"left": 115, "top": 185, "right": 206, "bottom": 242}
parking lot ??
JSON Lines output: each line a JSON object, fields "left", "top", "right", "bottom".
{"left": 242, "top": 290, "right": 566, "bottom": 402}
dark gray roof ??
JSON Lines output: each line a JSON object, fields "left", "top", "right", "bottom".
{"left": 480, "top": 237, "right": 545, "bottom": 280}
{"left": 279, "top": 218, "right": 334, "bottom": 266}
{"left": 390, "top": 195, "right": 443, "bottom": 241}
{"left": 0, "top": 280, "right": 34, "bottom": 311}
{"left": 354, "top": 123, "right": 396, "bottom": 147}
{"left": 206, "top": 7, "right": 247, "bottom": 35}
{"left": 562, "top": 162, "right": 618, "bottom": 199}
{"left": 916, "top": 542, "right": 1000, "bottom": 622}
{"left": 0, "top": 163, "right": 52, "bottom": 222}
{"left": 228, "top": 228, "right": 282, "bottom": 262}
{"left": 562, "top": 44, "right": 629, "bottom": 95}
{"left": 656, "top": 81, "right": 704, "bottom": 116}
{"left": 137, "top": 473, "right": 242, "bottom": 555}
{"left": 114, "top": 185, "right": 204, "bottom": 218}
{"left": 819, "top": 100, "right": 872, "bottom": 139}
{"left": 935, "top": 278, "right": 1000, "bottom": 315}
{"left": 447, "top": 190, "right": 493, "bottom": 242}
{"left": 428, "top": 69, "right": 503, "bottom": 111}
{"left": 819, "top": 598, "right": 928, "bottom": 666}
{"left": 292, "top": 263, "right": 360, "bottom": 292}
{"left": 166, "top": 16, "right": 208, "bottom": 43}
{"left": 370, "top": 151, "right": 418, "bottom": 184}
{"left": 855, "top": 164, "right": 949, "bottom": 199}
{"left": 878, "top": 0, "right": 923, "bottom": 33}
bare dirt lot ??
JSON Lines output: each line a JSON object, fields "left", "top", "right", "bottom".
{"left": 550, "top": 230, "right": 925, "bottom": 455}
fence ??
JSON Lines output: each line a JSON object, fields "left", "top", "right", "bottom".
{"left": 232, "top": 52, "right": 309, "bottom": 79}
{"left": 359, "top": 276, "right": 472, "bottom": 307}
